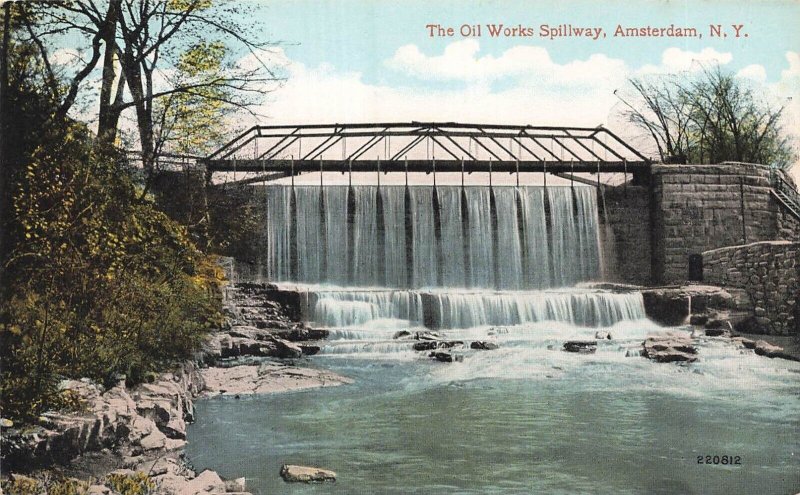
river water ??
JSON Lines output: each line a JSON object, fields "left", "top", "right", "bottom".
{"left": 187, "top": 184, "right": 799, "bottom": 493}
{"left": 187, "top": 304, "right": 800, "bottom": 494}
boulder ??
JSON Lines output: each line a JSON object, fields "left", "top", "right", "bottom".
{"left": 183, "top": 469, "right": 226, "bottom": 494}
{"left": 689, "top": 314, "right": 709, "bottom": 326}
{"left": 139, "top": 430, "right": 167, "bottom": 451}
{"left": 275, "top": 328, "right": 330, "bottom": 341}
{"left": 299, "top": 344, "right": 321, "bottom": 356}
{"left": 270, "top": 338, "right": 303, "bottom": 359}
{"left": 641, "top": 289, "right": 690, "bottom": 326}
{"left": 594, "top": 331, "right": 612, "bottom": 340}
{"left": 563, "top": 341, "right": 597, "bottom": 353}
{"left": 470, "top": 341, "right": 499, "bottom": 350}
{"left": 224, "top": 477, "right": 247, "bottom": 492}
{"left": 732, "top": 337, "right": 756, "bottom": 349}
{"left": 412, "top": 340, "right": 462, "bottom": 351}
{"left": 429, "top": 352, "right": 463, "bottom": 363}
{"left": 642, "top": 333, "right": 697, "bottom": 363}
{"left": 280, "top": 464, "right": 336, "bottom": 483}
{"left": 393, "top": 330, "right": 412, "bottom": 339}
{"left": 752, "top": 340, "right": 796, "bottom": 360}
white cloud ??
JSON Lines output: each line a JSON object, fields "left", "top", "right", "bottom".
{"left": 384, "top": 39, "right": 627, "bottom": 89}
{"left": 638, "top": 47, "right": 733, "bottom": 75}
{"left": 736, "top": 64, "right": 767, "bottom": 83}
{"left": 253, "top": 47, "right": 621, "bottom": 129}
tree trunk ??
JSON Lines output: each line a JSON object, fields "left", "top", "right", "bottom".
{"left": 97, "top": 0, "right": 120, "bottom": 145}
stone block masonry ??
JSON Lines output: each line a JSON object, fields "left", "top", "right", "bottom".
{"left": 703, "top": 241, "right": 799, "bottom": 335}
{"left": 652, "top": 163, "right": 800, "bottom": 284}
{"left": 599, "top": 185, "right": 651, "bottom": 285}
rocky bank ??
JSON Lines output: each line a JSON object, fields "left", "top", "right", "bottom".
{"left": 1, "top": 283, "right": 350, "bottom": 494}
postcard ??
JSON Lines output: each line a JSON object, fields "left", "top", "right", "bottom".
{"left": 1, "top": 1, "right": 798, "bottom": 494}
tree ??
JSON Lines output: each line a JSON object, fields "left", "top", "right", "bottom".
{"left": 13, "top": 0, "right": 282, "bottom": 189}
{"left": 616, "top": 66, "right": 796, "bottom": 167}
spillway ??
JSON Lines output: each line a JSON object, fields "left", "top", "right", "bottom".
{"left": 257, "top": 185, "right": 602, "bottom": 289}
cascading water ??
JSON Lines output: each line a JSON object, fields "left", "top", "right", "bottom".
{"left": 259, "top": 185, "right": 602, "bottom": 289}
{"left": 190, "top": 185, "right": 800, "bottom": 495}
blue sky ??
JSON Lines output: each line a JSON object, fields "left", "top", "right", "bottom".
{"left": 251, "top": 0, "right": 799, "bottom": 87}
{"left": 49, "top": 0, "right": 800, "bottom": 174}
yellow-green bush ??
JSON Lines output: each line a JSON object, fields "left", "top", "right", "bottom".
{"left": 106, "top": 472, "right": 155, "bottom": 495}
{"left": 0, "top": 123, "right": 224, "bottom": 422}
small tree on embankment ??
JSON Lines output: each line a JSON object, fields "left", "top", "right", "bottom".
{"left": 616, "top": 66, "right": 797, "bottom": 168}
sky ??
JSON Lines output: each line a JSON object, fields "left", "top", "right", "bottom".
{"left": 224, "top": 0, "right": 800, "bottom": 177}
{"left": 49, "top": 0, "right": 800, "bottom": 177}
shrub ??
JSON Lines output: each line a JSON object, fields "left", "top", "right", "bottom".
{"left": 0, "top": 124, "right": 224, "bottom": 422}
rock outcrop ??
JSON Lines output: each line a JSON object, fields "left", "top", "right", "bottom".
{"left": 280, "top": 464, "right": 336, "bottom": 483}
{"left": 642, "top": 333, "right": 698, "bottom": 363}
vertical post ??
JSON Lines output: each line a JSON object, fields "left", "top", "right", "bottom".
{"left": 570, "top": 159, "right": 574, "bottom": 188}
{"left": 623, "top": 158, "right": 628, "bottom": 197}
{"left": 543, "top": 159, "right": 547, "bottom": 188}
{"left": 489, "top": 156, "right": 493, "bottom": 188}
{"left": 320, "top": 157, "right": 323, "bottom": 187}
{"left": 461, "top": 157, "right": 465, "bottom": 187}
{"left": 348, "top": 158, "right": 352, "bottom": 187}
{"left": 377, "top": 155, "right": 381, "bottom": 188}
{"left": 516, "top": 158, "right": 520, "bottom": 188}
{"left": 597, "top": 159, "right": 601, "bottom": 188}
{"left": 290, "top": 155, "right": 294, "bottom": 188}
{"left": 433, "top": 157, "right": 436, "bottom": 187}
{"left": 405, "top": 156, "right": 409, "bottom": 186}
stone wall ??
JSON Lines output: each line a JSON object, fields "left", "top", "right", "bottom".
{"left": 703, "top": 241, "right": 799, "bottom": 335}
{"left": 599, "top": 184, "right": 651, "bottom": 285}
{"left": 651, "top": 163, "right": 799, "bottom": 284}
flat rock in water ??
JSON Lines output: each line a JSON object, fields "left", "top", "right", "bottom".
{"left": 470, "top": 341, "right": 499, "bottom": 350}
{"left": 429, "top": 351, "right": 463, "bottom": 363}
{"left": 280, "top": 464, "right": 336, "bottom": 483}
{"left": 563, "top": 341, "right": 597, "bottom": 353}
{"left": 642, "top": 333, "right": 697, "bottom": 363}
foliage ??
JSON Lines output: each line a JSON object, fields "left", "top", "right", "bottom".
{"left": 106, "top": 472, "right": 155, "bottom": 495}
{"left": 1, "top": 477, "right": 40, "bottom": 495}
{"left": 617, "top": 66, "right": 797, "bottom": 167}
{"left": 0, "top": 476, "right": 91, "bottom": 495}
{"left": 0, "top": 120, "right": 224, "bottom": 421}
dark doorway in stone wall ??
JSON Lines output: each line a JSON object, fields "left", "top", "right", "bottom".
{"left": 688, "top": 254, "right": 703, "bottom": 282}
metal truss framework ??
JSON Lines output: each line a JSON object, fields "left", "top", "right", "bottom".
{"left": 202, "top": 122, "right": 651, "bottom": 177}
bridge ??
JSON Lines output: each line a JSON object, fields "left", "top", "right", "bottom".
{"left": 200, "top": 122, "right": 652, "bottom": 183}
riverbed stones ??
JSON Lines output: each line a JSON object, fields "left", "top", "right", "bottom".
{"left": 642, "top": 333, "right": 697, "bottom": 363}
{"left": 470, "top": 341, "right": 499, "bottom": 350}
{"left": 429, "top": 351, "right": 463, "bottom": 363}
{"left": 280, "top": 464, "right": 336, "bottom": 483}
{"left": 563, "top": 341, "right": 597, "bottom": 353}
{"left": 413, "top": 340, "right": 463, "bottom": 351}
{"left": 594, "top": 331, "right": 612, "bottom": 340}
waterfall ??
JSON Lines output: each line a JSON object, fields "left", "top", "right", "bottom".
{"left": 427, "top": 290, "right": 646, "bottom": 329}
{"left": 307, "top": 287, "right": 645, "bottom": 330}
{"left": 311, "top": 290, "right": 424, "bottom": 328}
{"left": 259, "top": 185, "right": 602, "bottom": 289}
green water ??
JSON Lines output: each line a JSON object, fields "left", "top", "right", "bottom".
{"left": 187, "top": 335, "right": 800, "bottom": 495}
